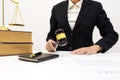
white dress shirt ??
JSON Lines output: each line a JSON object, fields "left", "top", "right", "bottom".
{"left": 68, "top": 0, "right": 83, "bottom": 30}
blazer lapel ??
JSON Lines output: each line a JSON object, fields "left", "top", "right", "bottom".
{"left": 73, "top": 0, "right": 91, "bottom": 31}
{"left": 62, "top": 1, "right": 72, "bottom": 32}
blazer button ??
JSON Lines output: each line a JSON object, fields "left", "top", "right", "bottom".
{"left": 70, "top": 33, "right": 72, "bottom": 36}
{"left": 69, "top": 47, "right": 72, "bottom": 50}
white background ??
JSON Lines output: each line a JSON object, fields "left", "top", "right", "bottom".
{"left": 0, "top": 0, "right": 120, "bottom": 52}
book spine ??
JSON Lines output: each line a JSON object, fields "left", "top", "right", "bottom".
{"left": 0, "top": 43, "right": 32, "bottom": 56}
{"left": 0, "top": 31, "right": 32, "bottom": 42}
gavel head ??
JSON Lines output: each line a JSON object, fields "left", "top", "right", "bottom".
{"left": 55, "top": 29, "right": 68, "bottom": 46}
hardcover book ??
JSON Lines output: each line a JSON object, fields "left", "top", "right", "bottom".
{"left": 0, "top": 31, "right": 32, "bottom": 43}
{"left": 0, "top": 43, "right": 32, "bottom": 56}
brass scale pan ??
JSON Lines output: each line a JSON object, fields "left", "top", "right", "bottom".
{"left": 9, "top": 24, "right": 24, "bottom": 26}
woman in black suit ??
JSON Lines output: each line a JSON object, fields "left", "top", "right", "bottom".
{"left": 46, "top": 0, "right": 118, "bottom": 55}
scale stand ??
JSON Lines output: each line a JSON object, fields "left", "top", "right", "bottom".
{"left": 0, "top": 0, "right": 10, "bottom": 30}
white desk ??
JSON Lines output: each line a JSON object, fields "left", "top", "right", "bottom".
{"left": 0, "top": 51, "right": 120, "bottom": 80}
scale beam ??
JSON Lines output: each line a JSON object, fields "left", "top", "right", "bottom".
{"left": 10, "top": 0, "right": 19, "bottom": 4}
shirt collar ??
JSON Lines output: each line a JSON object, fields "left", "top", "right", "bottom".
{"left": 68, "top": 0, "right": 83, "bottom": 9}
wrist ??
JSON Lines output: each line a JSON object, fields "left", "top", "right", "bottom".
{"left": 92, "top": 45, "right": 102, "bottom": 52}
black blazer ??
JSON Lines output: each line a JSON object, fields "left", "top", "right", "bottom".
{"left": 46, "top": 0, "right": 118, "bottom": 53}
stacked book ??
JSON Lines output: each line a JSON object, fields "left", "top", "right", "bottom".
{"left": 0, "top": 31, "right": 32, "bottom": 56}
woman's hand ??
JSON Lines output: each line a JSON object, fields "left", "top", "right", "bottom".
{"left": 71, "top": 45, "right": 102, "bottom": 55}
{"left": 46, "top": 39, "right": 58, "bottom": 52}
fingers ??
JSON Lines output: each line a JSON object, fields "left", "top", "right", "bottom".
{"left": 85, "top": 51, "right": 96, "bottom": 55}
{"left": 71, "top": 48, "right": 88, "bottom": 55}
{"left": 71, "top": 46, "right": 98, "bottom": 55}
{"left": 46, "top": 39, "right": 58, "bottom": 52}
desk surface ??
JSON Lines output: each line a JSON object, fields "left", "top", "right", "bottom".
{"left": 0, "top": 51, "right": 120, "bottom": 80}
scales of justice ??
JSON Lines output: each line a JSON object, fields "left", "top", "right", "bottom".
{"left": 0, "top": 0, "right": 25, "bottom": 31}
